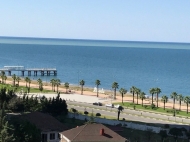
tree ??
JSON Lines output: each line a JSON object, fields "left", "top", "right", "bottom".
{"left": 177, "top": 94, "right": 183, "bottom": 111}
{"left": 71, "top": 108, "right": 77, "bottom": 118}
{"left": 135, "top": 88, "right": 141, "bottom": 105}
{"left": 169, "top": 127, "right": 183, "bottom": 142}
{"left": 12, "top": 74, "right": 17, "bottom": 86}
{"left": 95, "top": 80, "right": 101, "bottom": 97}
{"left": 55, "top": 79, "right": 61, "bottom": 93}
{"left": 154, "top": 87, "right": 161, "bottom": 107}
{"left": 1, "top": 71, "right": 6, "bottom": 84}
{"left": 1, "top": 121, "right": 15, "bottom": 142}
{"left": 130, "top": 86, "right": 136, "bottom": 103}
{"left": 96, "top": 113, "right": 101, "bottom": 118}
{"left": 139, "top": 92, "right": 146, "bottom": 106}
{"left": 50, "top": 79, "right": 55, "bottom": 91}
{"left": 119, "top": 88, "right": 127, "bottom": 104}
{"left": 3, "top": 76, "right": 7, "bottom": 84}
{"left": 15, "top": 76, "right": 21, "bottom": 86}
{"left": 117, "top": 106, "right": 124, "bottom": 120}
{"left": 161, "top": 95, "right": 168, "bottom": 110}
{"left": 79, "top": 80, "right": 85, "bottom": 95}
{"left": 27, "top": 78, "right": 31, "bottom": 93}
{"left": 149, "top": 88, "right": 155, "bottom": 105}
{"left": 64, "top": 82, "right": 69, "bottom": 93}
{"left": 170, "top": 92, "right": 178, "bottom": 109}
{"left": 184, "top": 96, "right": 190, "bottom": 114}
{"left": 159, "top": 130, "right": 168, "bottom": 142}
{"left": 112, "top": 82, "right": 119, "bottom": 100}
{"left": 24, "top": 77, "right": 29, "bottom": 87}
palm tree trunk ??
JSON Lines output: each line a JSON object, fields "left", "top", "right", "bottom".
{"left": 137, "top": 93, "right": 138, "bottom": 105}
{"left": 114, "top": 88, "right": 116, "bottom": 100}
{"left": 152, "top": 94, "right": 154, "bottom": 104}
{"left": 142, "top": 99, "right": 143, "bottom": 106}
{"left": 173, "top": 99, "right": 175, "bottom": 109}
{"left": 57, "top": 85, "right": 58, "bottom": 93}
{"left": 164, "top": 101, "right": 165, "bottom": 110}
{"left": 179, "top": 101, "right": 181, "bottom": 111}
{"left": 122, "top": 94, "right": 123, "bottom": 104}
{"left": 97, "top": 85, "right": 98, "bottom": 97}
{"left": 52, "top": 84, "right": 53, "bottom": 91}
{"left": 81, "top": 85, "right": 83, "bottom": 95}
{"left": 117, "top": 111, "right": 120, "bottom": 120}
{"left": 133, "top": 93, "right": 134, "bottom": 103}
{"left": 187, "top": 104, "right": 188, "bottom": 114}
{"left": 157, "top": 93, "right": 158, "bottom": 108}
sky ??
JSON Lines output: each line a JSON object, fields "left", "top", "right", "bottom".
{"left": 0, "top": 0, "right": 190, "bottom": 43}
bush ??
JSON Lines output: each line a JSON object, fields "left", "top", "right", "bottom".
{"left": 151, "top": 104, "right": 155, "bottom": 109}
{"left": 122, "top": 118, "right": 125, "bottom": 121}
{"left": 116, "top": 123, "right": 122, "bottom": 127}
{"left": 96, "top": 113, "right": 101, "bottom": 117}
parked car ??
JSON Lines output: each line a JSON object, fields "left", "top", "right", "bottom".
{"left": 93, "top": 102, "right": 102, "bottom": 106}
{"left": 105, "top": 104, "right": 114, "bottom": 108}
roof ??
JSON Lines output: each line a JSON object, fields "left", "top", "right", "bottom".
{"left": 16, "top": 112, "right": 67, "bottom": 132}
{"left": 60, "top": 123, "right": 127, "bottom": 142}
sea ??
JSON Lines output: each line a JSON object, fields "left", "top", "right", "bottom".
{"left": 0, "top": 36, "right": 190, "bottom": 97}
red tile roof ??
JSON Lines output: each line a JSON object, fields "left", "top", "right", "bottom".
{"left": 60, "top": 123, "right": 127, "bottom": 142}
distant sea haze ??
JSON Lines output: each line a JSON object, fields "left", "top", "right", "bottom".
{"left": 0, "top": 37, "right": 190, "bottom": 97}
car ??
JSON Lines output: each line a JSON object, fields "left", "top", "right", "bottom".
{"left": 105, "top": 104, "right": 114, "bottom": 108}
{"left": 114, "top": 104, "right": 120, "bottom": 109}
{"left": 93, "top": 102, "right": 102, "bottom": 106}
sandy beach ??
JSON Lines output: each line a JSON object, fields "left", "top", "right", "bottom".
{"left": 4, "top": 77, "right": 190, "bottom": 111}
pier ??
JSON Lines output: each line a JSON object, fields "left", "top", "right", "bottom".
{"left": 0, "top": 66, "right": 57, "bottom": 76}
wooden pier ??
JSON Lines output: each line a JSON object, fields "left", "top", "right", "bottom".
{"left": 0, "top": 66, "right": 57, "bottom": 76}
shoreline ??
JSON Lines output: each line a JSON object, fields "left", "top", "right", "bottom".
{"left": 3, "top": 76, "right": 190, "bottom": 111}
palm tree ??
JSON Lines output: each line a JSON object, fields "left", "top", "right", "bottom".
{"left": 161, "top": 95, "right": 168, "bottom": 110}
{"left": 28, "top": 77, "right": 31, "bottom": 93}
{"left": 3, "top": 75, "right": 7, "bottom": 84}
{"left": 154, "top": 88, "right": 161, "bottom": 107}
{"left": 135, "top": 88, "right": 141, "bottom": 105}
{"left": 24, "top": 77, "right": 29, "bottom": 87}
{"left": 64, "top": 82, "right": 69, "bottom": 93}
{"left": 95, "top": 80, "right": 101, "bottom": 97}
{"left": 55, "top": 79, "right": 61, "bottom": 93}
{"left": 16, "top": 76, "right": 21, "bottom": 86}
{"left": 112, "top": 82, "right": 119, "bottom": 100}
{"left": 177, "top": 94, "right": 183, "bottom": 111}
{"left": 139, "top": 92, "right": 146, "bottom": 106}
{"left": 149, "top": 88, "right": 155, "bottom": 105}
{"left": 0, "top": 71, "right": 5, "bottom": 84}
{"left": 170, "top": 92, "right": 178, "bottom": 109}
{"left": 119, "top": 88, "right": 127, "bottom": 104}
{"left": 130, "top": 86, "right": 136, "bottom": 103}
{"left": 12, "top": 74, "right": 17, "bottom": 86}
{"left": 50, "top": 79, "right": 55, "bottom": 91}
{"left": 37, "top": 78, "right": 42, "bottom": 89}
{"left": 117, "top": 106, "right": 124, "bottom": 120}
{"left": 79, "top": 80, "right": 85, "bottom": 95}
{"left": 184, "top": 96, "right": 190, "bottom": 114}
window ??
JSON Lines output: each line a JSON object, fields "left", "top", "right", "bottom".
{"left": 50, "top": 133, "right": 55, "bottom": 140}
{"left": 41, "top": 134, "right": 47, "bottom": 142}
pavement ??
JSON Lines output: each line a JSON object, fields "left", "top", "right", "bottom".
{"left": 18, "top": 92, "right": 190, "bottom": 125}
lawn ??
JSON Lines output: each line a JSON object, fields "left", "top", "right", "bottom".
{"left": 0, "top": 83, "right": 55, "bottom": 94}
{"left": 114, "top": 102, "right": 190, "bottom": 118}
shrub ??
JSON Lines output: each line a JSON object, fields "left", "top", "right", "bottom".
{"left": 96, "top": 113, "right": 101, "bottom": 117}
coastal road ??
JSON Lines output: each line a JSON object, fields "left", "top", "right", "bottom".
{"left": 67, "top": 101, "right": 190, "bottom": 125}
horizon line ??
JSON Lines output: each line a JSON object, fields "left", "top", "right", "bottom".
{"left": 0, "top": 35, "right": 190, "bottom": 45}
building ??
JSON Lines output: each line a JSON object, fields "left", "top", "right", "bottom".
{"left": 60, "top": 123, "right": 127, "bottom": 142}
{"left": 16, "top": 112, "right": 67, "bottom": 142}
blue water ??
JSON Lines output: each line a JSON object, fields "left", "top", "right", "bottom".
{"left": 0, "top": 36, "right": 190, "bottom": 96}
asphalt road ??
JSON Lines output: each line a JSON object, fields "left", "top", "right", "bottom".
{"left": 67, "top": 101, "right": 190, "bottom": 125}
